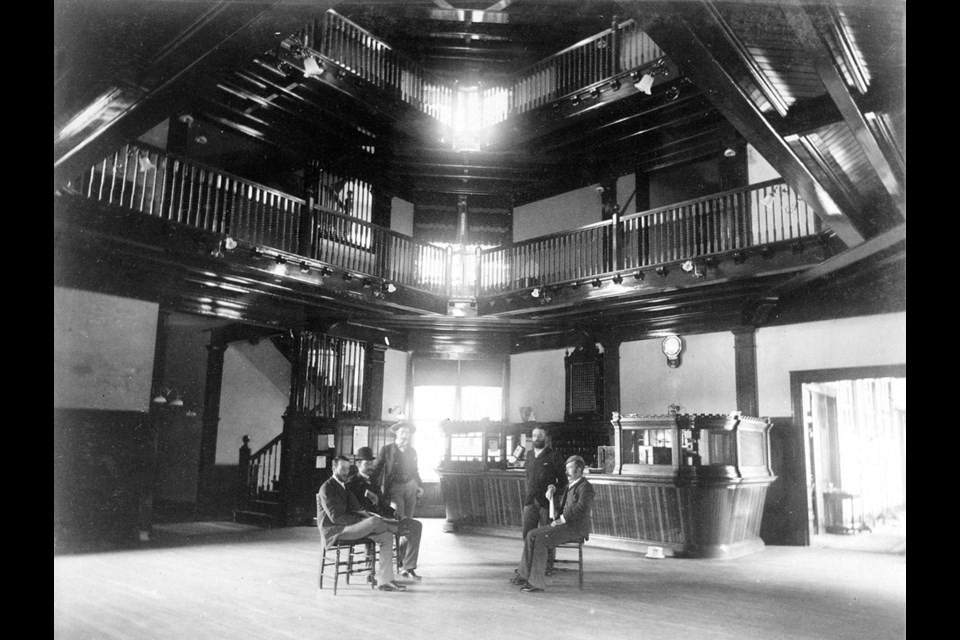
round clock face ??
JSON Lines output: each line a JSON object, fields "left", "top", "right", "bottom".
{"left": 662, "top": 335, "right": 683, "bottom": 357}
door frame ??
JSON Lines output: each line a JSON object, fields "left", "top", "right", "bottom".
{"left": 789, "top": 364, "right": 906, "bottom": 544}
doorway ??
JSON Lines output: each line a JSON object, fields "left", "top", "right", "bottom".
{"left": 790, "top": 365, "right": 906, "bottom": 550}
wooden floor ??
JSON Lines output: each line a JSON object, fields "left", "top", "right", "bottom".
{"left": 54, "top": 519, "right": 906, "bottom": 640}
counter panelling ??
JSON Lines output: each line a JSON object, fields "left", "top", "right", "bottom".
{"left": 438, "top": 414, "right": 776, "bottom": 559}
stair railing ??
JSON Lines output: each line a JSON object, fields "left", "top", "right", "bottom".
{"left": 240, "top": 432, "right": 282, "bottom": 501}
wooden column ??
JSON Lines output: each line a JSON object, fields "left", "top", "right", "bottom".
{"left": 633, "top": 170, "right": 651, "bottom": 213}
{"left": 363, "top": 343, "right": 387, "bottom": 420}
{"left": 197, "top": 338, "right": 226, "bottom": 514}
{"left": 733, "top": 328, "right": 759, "bottom": 416}
{"left": 139, "top": 310, "right": 170, "bottom": 539}
{"left": 719, "top": 142, "right": 749, "bottom": 191}
{"left": 601, "top": 340, "right": 621, "bottom": 423}
{"left": 278, "top": 330, "right": 320, "bottom": 525}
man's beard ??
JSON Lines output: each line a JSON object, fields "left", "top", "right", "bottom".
{"left": 533, "top": 440, "right": 545, "bottom": 449}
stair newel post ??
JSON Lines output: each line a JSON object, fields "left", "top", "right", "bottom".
{"left": 237, "top": 435, "right": 251, "bottom": 508}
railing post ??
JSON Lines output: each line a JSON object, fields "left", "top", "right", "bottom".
{"left": 612, "top": 205, "right": 622, "bottom": 272}
{"left": 611, "top": 15, "right": 621, "bottom": 76}
{"left": 237, "top": 435, "right": 251, "bottom": 506}
{"left": 445, "top": 245, "right": 454, "bottom": 297}
{"left": 474, "top": 245, "right": 483, "bottom": 299}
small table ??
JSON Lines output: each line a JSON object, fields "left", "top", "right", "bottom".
{"left": 823, "top": 490, "right": 863, "bottom": 534}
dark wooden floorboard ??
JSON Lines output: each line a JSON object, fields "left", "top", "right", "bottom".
{"left": 54, "top": 519, "right": 906, "bottom": 640}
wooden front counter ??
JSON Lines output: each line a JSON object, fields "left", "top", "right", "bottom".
{"left": 439, "top": 469, "right": 773, "bottom": 559}
{"left": 438, "top": 413, "right": 776, "bottom": 559}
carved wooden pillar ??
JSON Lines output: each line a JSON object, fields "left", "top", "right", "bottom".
{"left": 363, "top": 343, "right": 387, "bottom": 420}
{"left": 278, "top": 330, "right": 321, "bottom": 525}
{"left": 733, "top": 327, "right": 759, "bottom": 416}
{"left": 601, "top": 340, "right": 621, "bottom": 423}
{"left": 197, "top": 339, "right": 226, "bottom": 513}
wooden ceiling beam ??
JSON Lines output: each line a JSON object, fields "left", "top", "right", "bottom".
{"left": 630, "top": 2, "right": 866, "bottom": 247}
{"left": 54, "top": 1, "right": 333, "bottom": 186}
{"left": 782, "top": 2, "right": 905, "bottom": 220}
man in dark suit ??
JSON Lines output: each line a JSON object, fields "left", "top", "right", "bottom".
{"left": 349, "top": 447, "right": 423, "bottom": 580}
{"left": 521, "top": 425, "right": 567, "bottom": 570}
{"left": 373, "top": 422, "right": 424, "bottom": 520}
{"left": 318, "top": 455, "right": 406, "bottom": 592}
{"left": 511, "top": 455, "right": 595, "bottom": 593}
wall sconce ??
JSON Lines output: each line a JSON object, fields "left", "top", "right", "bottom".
{"left": 681, "top": 260, "right": 704, "bottom": 278}
{"left": 723, "top": 147, "right": 737, "bottom": 158}
{"left": 664, "top": 85, "right": 680, "bottom": 102}
{"left": 303, "top": 56, "right": 323, "bottom": 78}
{"left": 531, "top": 287, "right": 542, "bottom": 298}
{"left": 733, "top": 251, "right": 747, "bottom": 265}
{"left": 612, "top": 273, "right": 623, "bottom": 284}
{"left": 382, "top": 281, "right": 397, "bottom": 294}
{"left": 656, "top": 265, "right": 669, "bottom": 277}
{"left": 634, "top": 271, "right": 645, "bottom": 280}
{"left": 610, "top": 78, "right": 621, "bottom": 91}
{"left": 152, "top": 387, "right": 184, "bottom": 407}
{"left": 661, "top": 335, "right": 684, "bottom": 368}
{"left": 299, "top": 261, "right": 311, "bottom": 273}
{"left": 224, "top": 236, "right": 238, "bottom": 251}
{"left": 591, "top": 278, "right": 602, "bottom": 288}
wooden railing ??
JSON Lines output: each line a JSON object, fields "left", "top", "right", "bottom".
{"left": 476, "top": 180, "right": 821, "bottom": 295}
{"left": 312, "top": 207, "right": 449, "bottom": 295}
{"left": 64, "top": 142, "right": 450, "bottom": 295}
{"left": 64, "top": 145, "right": 820, "bottom": 303}
{"left": 65, "top": 142, "right": 305, "bottom": 254}
{"left": 240, "top": 433, "right": 282, "bottom": 499}
{"left": 294, "top": 12, "right": 662, "bottom": 128}
{"left": 511, "top": 19, "right": 663, "bottom": 115}
{"left": 297, "top": 10, "right": 453, "bottom": 125}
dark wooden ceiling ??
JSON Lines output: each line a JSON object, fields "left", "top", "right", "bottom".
{"left": 54, "top": 0, "right": 905, "bottom": 354}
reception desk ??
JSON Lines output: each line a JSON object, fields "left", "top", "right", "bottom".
{"left": 438, "top": 413, "right": 776, "bottom": 559}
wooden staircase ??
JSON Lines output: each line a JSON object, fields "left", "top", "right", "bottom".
{"left": 233, "top": 434, "right": 284, "bottom": 527}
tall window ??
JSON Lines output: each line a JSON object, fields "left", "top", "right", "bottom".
{"left": 411, "top": 358, "right": 506, "bottom": 481}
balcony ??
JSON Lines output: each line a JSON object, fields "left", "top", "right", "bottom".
{"left": 57, "top": 140, "right": 834, "bottom": 328}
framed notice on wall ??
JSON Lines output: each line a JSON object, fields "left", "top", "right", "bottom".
{"left": 353, "top": 425, "right": 369, "bottom": 453}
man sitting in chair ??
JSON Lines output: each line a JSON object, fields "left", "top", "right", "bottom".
{"left": 348, "top": 447, "right": 423, "bottom": 580}
{"left": 318, "top": 455, "right": 406, "bottom": 592}
{"left": 510, "top": 455, "right": 594, "bottom": 593}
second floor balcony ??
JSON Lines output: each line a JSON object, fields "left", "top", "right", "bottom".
{"left": 58, "top": 140, "right": 836, "bottom": 327}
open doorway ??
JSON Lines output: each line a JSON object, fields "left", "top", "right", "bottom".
{"left": 791, "top": 365, "right": 905, "bottom": 552}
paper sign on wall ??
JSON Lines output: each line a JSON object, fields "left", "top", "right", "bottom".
{"left": 316, "top": 455, "right": 327, "bottom": 469}
{"left": 318, "top": 434, "right": 335, "bottom": 450}
{"left": 353, "top": 426, "right": 369, "bottom": 453}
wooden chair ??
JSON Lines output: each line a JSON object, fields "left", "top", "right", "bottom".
{"left": 318, "top": 538, "right": 378, "bottom": 595}
{"left": 553, "top": 538, "right": 585, "bottom": 589}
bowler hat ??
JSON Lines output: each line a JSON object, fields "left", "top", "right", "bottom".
{"left": 354, "top": 446, "right": 375, "bottom": 461}
{"left": 389, "top": 421, "right": 416, "bottom": 434}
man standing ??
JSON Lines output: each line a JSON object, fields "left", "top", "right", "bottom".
{"left": 374, "top": 422, "right": 424, "bottom": 520}
{"left": 521, "top": 426, "right": 567, "bottom": 569}
{"left": 318, "top": 455, "right": 406, "bottom": 592}
{"left": 350, "top": 446, "right": 423, "bottom": 580}
{"left": 511, "top": 455, "right": 594, "bottom": 593}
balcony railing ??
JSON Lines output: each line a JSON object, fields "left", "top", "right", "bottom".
{"left": 63, "top": 142, "right": 450, "bottom": 295}
{"left": 476, "top": 179, "right": 821, "bottom": 296}
{"left": 63, "top": 145, "right": 821, "bottom": 306}
{"left": 297, "top": 10, "right": 454, "bottom": 125}
{"left": 510, "top": 19, "right": 663, "bottom": 115}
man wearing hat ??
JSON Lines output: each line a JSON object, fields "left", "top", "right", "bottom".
{"left": 511, "top": 455, "right": 595, "bottom": 593}
{"left": 350, "top": 446, "right": 423, "bottom": 580}
{"left": 373, "top": 422, "right": 424, "bottom": 521}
